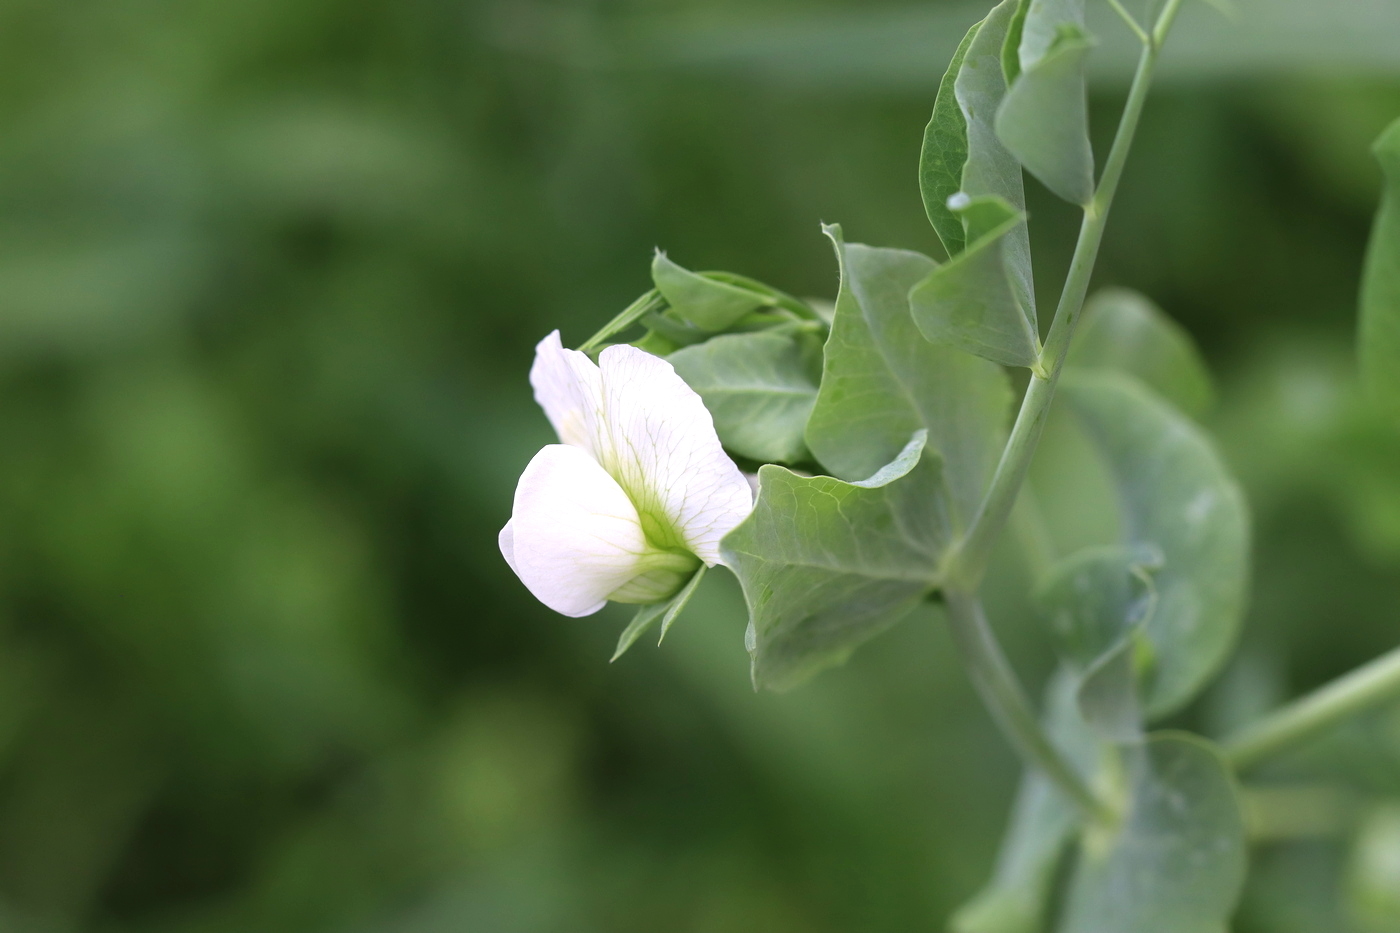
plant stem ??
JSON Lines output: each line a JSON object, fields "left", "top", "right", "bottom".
{"left": 578, "top": 289, "right": 666, "bottom": 353}
{"left": 946, "top": 29, "right": 1168, "bottom": 591}
{"left": 1224, "top": 644, "right": 1400, "bottom": 771}
{"left": 942, "top": 589, "right": 1110, "bottom": 821}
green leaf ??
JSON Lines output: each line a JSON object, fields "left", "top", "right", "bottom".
{"left": 908, "top": 195, "right": 1040, "bottom": 368}
{"left": 721, "top": 431, "right": 950, "bottom": 691}
{"left": 1345, "top": 803, "right": 1400, "bottom": 932}
{"left": 610, "top": 564, "right": 708, "bottom": 661}
{"left": 1359, "top": 117, "right": 1400, "bottom": 422}
{"left": 956, "top": 0, "right": 1037, "bottom": 321}
{"left": 1001, "top": 0, "right": 1031, "bottom": 85}
{"left": 1018, "top": 0, "right": 1086, "bottom": 69}
{"left": 1058, "top": 734, "right": 1246, "bottom": 933}
{"left": 920, "top": 20, "right": 979, "bottom": 257}
{"left": 1068, "top": 288, "right": 1215, "bottom": 419}
{"left": 1035, "top": 545, "right": 1160, "bottom": 741}
{"left": 919, "top": 0, "right": 1036, "bottom": 315}
{"left": 953, "top": 671, "right": 1102, "bottom": 933}
{"left": 667, "top": 331, "right": 820, "bottom": 464}
{"left": 996, "top": 29, "right": 1096, "bottom": 206}
{"left": 651, "top": 251, "right": 771, "bottom": 331}
{"left": 1063, "top": 371, "right": 1250, "bottom": 719}
{"left": 806, "top": 224, "right": 1010, "bottom": 528}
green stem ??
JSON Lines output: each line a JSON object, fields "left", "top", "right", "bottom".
{"left": 578, "top": 289, "right": 666, "bottom": 353}
{"left": 943, "top": 589, "right": 1110, "bottom": 821}
{"left": 946, "top": 29, "right": 1168, "bottom": 591}
{"left": 1224, "top": 644, "right": 1400, "bottom": 771}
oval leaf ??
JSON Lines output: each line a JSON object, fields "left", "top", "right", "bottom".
{"left": 1063, "top": 372, "right": 1249, "bottom": 719}
{"left": 1059, "top": 734, "right": 1247, "bottom": 933}
{"left": 1359, "top": 117, "right": 1400, "bottom": 421}
{"left": 721, "top": 432, "right": 949, "bottom": 691}
{"left": 668, "top": 331, "right": 820, "bottom": 464}
{"left": 1069, "top": 288, "right": 1215, "bottom": 418}
{"left": 920, "top": 19, "right": 980, "bottom": 257}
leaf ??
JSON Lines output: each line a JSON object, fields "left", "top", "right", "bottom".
{"left": 1063, "top": 371, "right": 1250, "bottom": 719}
{"left": 1058, "top": 733, "right": 1247, "bottom": 933}
{"left": 920, "top": 19, "right": 979, "bottom": 257}
{"left": 996, "top": 29, "right": 1096, "bottom": 206}
{"left": 1345, "top": 803, "right": 1400, "bottom": 932}
{"left": 1068, "top": 288, "right": 1215, "bottom": 419}
{"left": 1018, "top": 0, "right": 1087, "bottom": 70}
{"left": 667, "top": 331, "right": 820, "bottom": 463}
{"left": 1359, "top": 117, "right": 1400, "bottom": 422}
{"left": 610, "top": 564, "right": 708, "bottom": 661}
{"left": 1035, "top": 545, "right": 1161, "bottom": 741}
{"left": 651, "top": 251, "right": 771, "bottom": 331}
{"left": 908, "top": 195, "right": 1040, "bottom": 368}
{"left": 956, "top": 0, "right": 1036, "bottom": 321}
{"left": 1001, "top": 0, "right": 1031, "bottom": 85}
{"left": 721, "top": 431, "right": 950, "bottom": 691}
{"left": 952, "top": 670, "right": 1103, "bottom": 933}
{"left": 805, "top": 224, "right": 1010, "bottom": 528}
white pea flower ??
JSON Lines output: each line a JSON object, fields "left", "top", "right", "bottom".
{"left": 499, "top": 331, "right": 753, "bottom": 617}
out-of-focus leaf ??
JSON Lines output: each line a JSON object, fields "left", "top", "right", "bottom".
{"left": 1069, "top": 288, "right": 1215, "bottom": 419}
{"left": 920, "top": 20, "right": 979, "bottom": 257}
{"left": 1035, "top": 545, "right": 1160, "bottom": 741}
{"left": 1064, "top": 372, "right": 1250, "bottom": 719}
{"left": 1001, "top": 0, "right": 1030, "bottom": 85}
{"left": 997, "top": 30, "right": 1096, "bottom": 205}
{"left": 651, "top": 251, "right": 771, "bottom": 331}
{"left": 1346, "top": 803, "right": 1400, "bottom": 932}
{"left": 1059, "top": 734, "right": 1246, "bottom": 933}
{"left": 668, "top": 331, "right": 819, "bottom": 463}
{"left": 722, "top": 432, "right": 949, "bottom": 691}
{"left": 1018, "top": 0, "right": 1086, "bottom": 69}
{"left": 1359, "top": 117, "right": 1400, "bottom": 422}
{"left": 909, "top": 195, "right": 1039, "bottom": 368}
{"left": 955, "top": 0, "right": 1037, "bottom": 320}
{"left": 952, "top": 671, "right": 1103, "bottom": 933}
{"left": 806, "top": 224, "right": 1010, "bottom": 527}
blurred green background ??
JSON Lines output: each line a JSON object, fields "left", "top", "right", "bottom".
{"left": 0, "top": 0, "right": 1398, "bottom": 930}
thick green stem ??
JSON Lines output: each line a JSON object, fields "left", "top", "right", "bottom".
{"left": 1224, "top": 644, "right": 1400, "bottom": 771}
{"left": 943, "top": 590, "right": 1110, "bottom": 821}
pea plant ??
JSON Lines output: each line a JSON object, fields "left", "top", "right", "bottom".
{"left": 501, "top": 0, "right": 1400, "bottom": 927}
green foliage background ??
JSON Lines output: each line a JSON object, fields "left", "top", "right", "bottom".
{"left": 0, "top": 0, "right": 1397, "bottom": 929}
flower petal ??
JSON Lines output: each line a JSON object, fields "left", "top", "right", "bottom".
{"left": 508, "top": 444, "right": 650, "bottom": 617}
{"left": 529, "top": 330, "right": 603, "bottom": 453}
{"left": 595, "top": 344, "right": 753, "bottom": 565}
{"left": 498, "top": 520, "right": 519, "bottom": 575}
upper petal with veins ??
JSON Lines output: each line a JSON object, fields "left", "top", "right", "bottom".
{"left": 529, "top": 330, "right": 604, "bottom": 453}
{"left": 594, "top": 344, "right": 753, "bottom": 565}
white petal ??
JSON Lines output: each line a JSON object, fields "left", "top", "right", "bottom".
{"left": 594, "top": 344, "right": 753, "bottom": 565}
{"left": 508, "top": 444, "right": 650, "bottom": 617}
{"left": 528, "top": 330, "right": 603, "bottom": 452}
{"left": 498, "top": 520, "right": 519, "bottom": 575}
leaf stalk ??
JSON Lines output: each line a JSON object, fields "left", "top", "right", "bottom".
{"left": 1224, "top": 643, "right": 1400, "bottom": 771}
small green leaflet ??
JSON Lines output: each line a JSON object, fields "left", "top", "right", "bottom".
{"left": 1036, "top": 545, "right": 1161, "bottom": 742}
{"left": 806, "top": 224, "right": 1010, "bottom": 529}
{"left": 908, "top": 194, "right": 1040, "bottom": 368}
{"left": 721, "top": 432, "right": 949, "bottom": 691}
{"left": 951, "top": 671, "right": 1103, "bottom": 933}
{"left": 996, "top": 28, "right": 1095, "bottom": 206}
{"left": 920, "top": 20, "right": 979, "bottom": 257}
{"left": 668, "top": 330, "right": 820, "bottom": 464}
{"left": 1359, "top": 117, "right": 1400, "bottom": 422}
{"left": 611, "top": 564, "right": 708, "bottom": 662}
{"left": 1069, "top": 288, "right": 1215, "bottom": 419}
{"left": 1058, "top": 734, "right": 1246, "bottom": 933}
{"left": 651, "top": 251, "right": 771, "bottom": 331}
{"left": 1063, "top": 371, "right": 1249, "bottom": 719}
